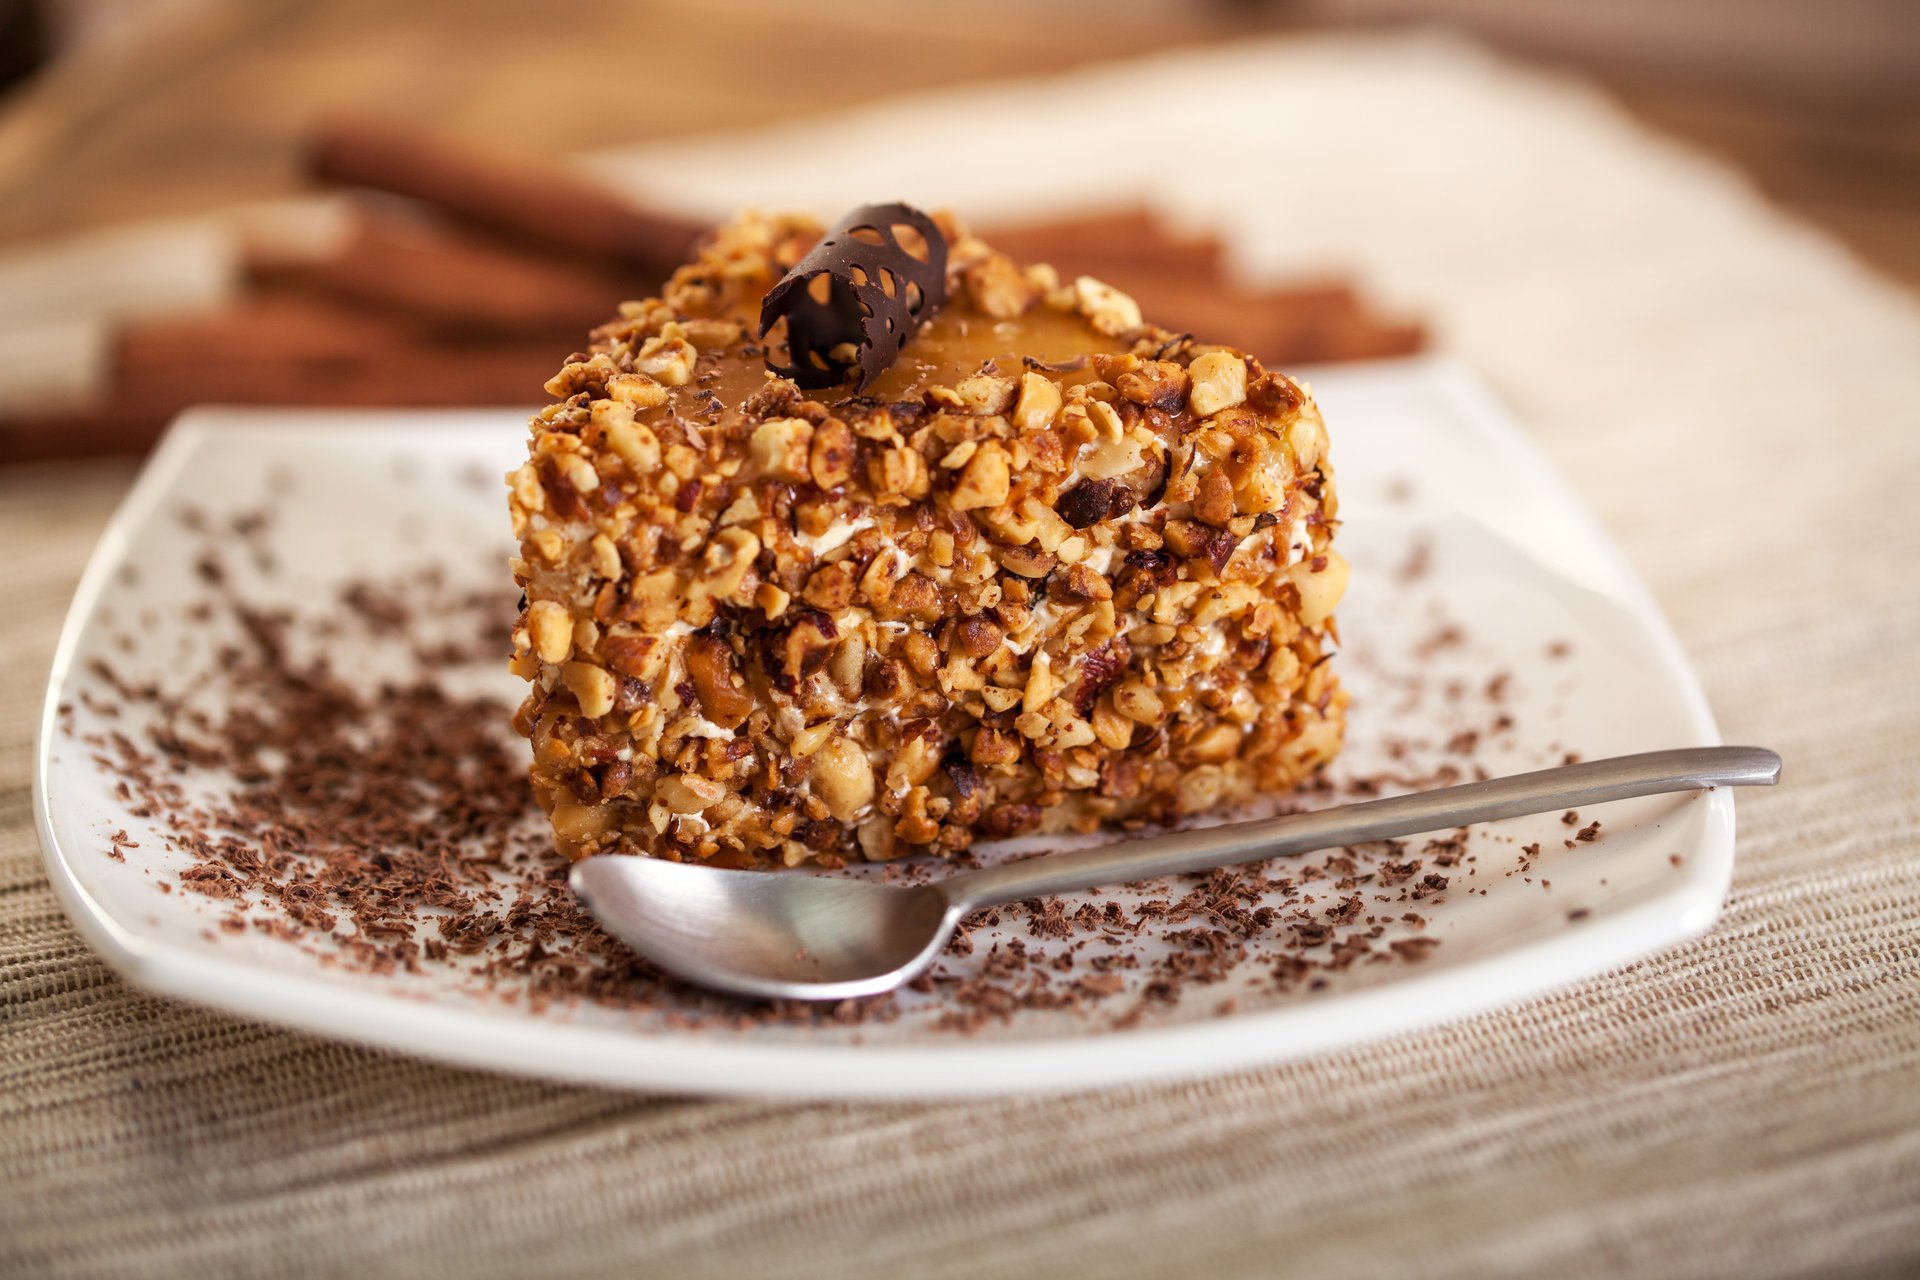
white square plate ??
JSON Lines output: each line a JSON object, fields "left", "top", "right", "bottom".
{"left": 35, "top": 356, "right": 1735, "bottom": 1098}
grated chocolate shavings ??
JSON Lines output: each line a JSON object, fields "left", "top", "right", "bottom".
{"left": 63, "top": 506, "right": 1629, "bottom": 1039}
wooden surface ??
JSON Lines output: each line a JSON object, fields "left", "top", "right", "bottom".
{"left": 5, "top": 33, "right": 1920, "bottom": 1276}
{"left": 1609, "top": 74, "right": 1920, "bottom": 289}
{"left": 0, "top": 0, "right": 1204, "bottom": 242}
{"left": 0, "top": 0, "right": 1913, "bottom": 285}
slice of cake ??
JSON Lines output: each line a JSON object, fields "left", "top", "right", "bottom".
{"left": 508, "top": 205, "right": 1348, "bottom": 867}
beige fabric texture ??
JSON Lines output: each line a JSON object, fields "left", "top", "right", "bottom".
{"left": 3, "top": 33, "right": 1918, "bottom": 1280}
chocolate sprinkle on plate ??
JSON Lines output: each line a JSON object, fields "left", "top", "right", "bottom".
{"left": 59, "top": 479, "right": 1631, "bottom": 1043}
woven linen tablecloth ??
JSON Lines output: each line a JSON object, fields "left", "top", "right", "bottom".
{"left": 3, "top": 32, "right": 1917, "bottom": 1279}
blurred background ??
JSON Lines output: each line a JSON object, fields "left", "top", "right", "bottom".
{"left": 0, "top": 0, "right": 1915, "bottom": 463}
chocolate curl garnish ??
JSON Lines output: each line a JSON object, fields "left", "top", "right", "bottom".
{"left": 758, "top": 202, "right": 948, "bottom": 390}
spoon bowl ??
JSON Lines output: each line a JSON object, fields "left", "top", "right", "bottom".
{"left": 571, "top": 747, "right": 1781, "bottom": 1002}
{"left": 570, "top": 856, "right": 958, "bottom": 1000}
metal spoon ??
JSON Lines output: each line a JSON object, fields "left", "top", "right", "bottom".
{"left": 570, "top": 746, "right": 1780, "bottom": 1001}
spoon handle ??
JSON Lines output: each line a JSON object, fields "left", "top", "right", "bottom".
{"left": 940, "top": 746, "right": 1780, "bottom": 913}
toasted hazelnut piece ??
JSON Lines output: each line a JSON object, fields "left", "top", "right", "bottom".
{"left": 602, "top": 631, "right": 668, "bottom": 682}
{"left": 980, "top": 686, "right": 1022, "bottom": 714}
{"left": 1112, "top": 679, "right": 1164, "bottom": 724}
{"left": 685, "top": 633, "right": 752, "bottom": 729}
{"left": 858, "top": 551, "right": 902, "bottom": 607}
{"left": 779, "top": 612, "right": 840, "bottom": 682}
{"left": 965, "top": 252, "right": 1039, "bottom": 319}
{"left": 755, "top": 582, "right": 791, "bottom": 620}
{"left": 1163, "top": 519, "right": 1212, "bottom": 559}
{"left": 902, "top": 632, "right": 940, "bottom": 678}
{"left": 548, "top": 802, "right": 616, "bottom": 856}
{"left": 954, "top": 374, "right": 1015, "bottom": 415}
{"left": 656, "top": 774, "right": 726, "bottom": 813}
{"left": 810, "top": 737, "right": 875, "bottom": 822}
{"left": 894, "top": 793, "right": 941, "bottom": 846}
{"left": 560, "top": 662, "right": 617, "bottom": 718}
{"left": 678, "top": 318, "right": 740, "bottom": 350}
{"left": 870, "top": 446, "right": 930, "bottom": 501}
{"left": 1073, "top": 276, "right": 1143, "bottom": 335}
{"left": 981, "top": 501, "right": 1042, "bottom": 547}
{"left": 809, "top": 418, "right": 855, "bottom": 490}
{"left": 1014, "top": 710, "right": 1052, "bottom": 741}
{"left": 1193, "top": 583, "right": 1262, "bottom": 627}
{"left": 956, "top": 616, "right": 1005, "bottom": 658}
{"left": 790, "top": 721, "right": 836, "bottom": 760}
{"left": 698, "top": 527, "right": 760, "bottom": 601}
{"left": 930, "top": 529, "right": 956, "bottom": 567}
{"left": 1130, "top": 623, "right": 1177, "bottom": 647}
{"left": 508, "top": 461, "right": 547, "bottom": 513}
{"left": 1091, "top": 700, "right": 1135, "bottom": 749}
{"left": 634, "top": 333, "right": 696, "bottom": 386}
{"left": 891, "top": 572, "right": 944, "bottom": 621}
{"left": 558, "top": 454, "right": 600, "bottom": 496}
{"left": 864, "top": 655, "right": 910, "bottom": 702}
{"left": 602, "top": 418, "right": 661, "bottom": 471}
{"left": 1086, "top": 399, "right": 1125, "bottom": 441}
{"left": 856, "top": 816, "right": 899, "bottom": 861}
{"left": 1019, "top": 497, "right": 1075, "bottom": 555}
{"left": 589, "top": 534, "right": 623, "bottom": 581}
{"left": 1288, "top": 411, "right": 1329, "bottom": 473}
{"left": 1184, "top": 722, "right": 1244, "bottom": 764}
{"left": 663, "top": 444, "right": 700, "bottom": 480}
{"left": 1290, "top": 550, "right": 1350, "bottom": 626}
{"left": 1056, "top": 403, "right": 1097, "bottom": 453}
{"left": 828, "top": 634, "right": 866, "bottom": 697}
{"left": 803, "top": 561, "right": 857, "bottom": 611}
{"left": 1179, "top": 765, "right": 1227, "bottom": 813}
{"left": 950, "top": 442, "right": 1012, "bottom": 511}
{"left": 1115, "top": 361, "right": 1190, "bottom": 410}
{"left": 717, "top": 490, "right": 760, "bottom": 528}
{"left": 997, "top": 544, "right": 1055, "bottom": 579}
{"left": 606, "top": 372, "right": 669, "bottom": 409}
{"left": 623, "top": 568, "right": 680, "bottom": 631}
{"left": 749, "top": 417, "right": 815, "bottom": 481}
{"left": 1235, "top": 454, "right": 1291, "bottom": 515}
{"left": 1053, "top": 717, "right": 1097, "bottom": 749}
{"left": 522, "top": 529, "right": 560, "bottom": 564}
{"left": 1188, "top": 351, "right": 1249, "bottom": 417}
{"left": 886, "top": 735, "right": 941, "bottom": 793}
{"left": 1194, "top": 469, "right": 1236, "bottom": 529}
{"left": 1055, "top": 563, "right": 1112, "bottom": 603}
{"left": 1022, "top": 651, "right": 1060, "bottom": 714}
{"left": 1249, "top": 370, "right": 1305, "bottom": 415}
{"left": 1012, "top": 371, "right": 1063, "bottom": 433}
{"left": 1076, "top": 429, "right": 1149, "bottom": 482}
{"left": 527, "top": 601, "right": 573, "bottom": 664}
{"left": 588, "top": 397, "right": 636, "bottom": 442}
{"left": 543, "top": 353, "right": 616, "bottom": 399}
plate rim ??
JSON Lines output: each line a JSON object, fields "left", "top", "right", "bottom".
{"left": 32, "top": 356, "right": 1737, "bottom": 1099}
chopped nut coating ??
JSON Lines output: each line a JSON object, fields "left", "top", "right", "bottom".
{"left": 510, "top": 210, "right": 1346, "bottom": 865}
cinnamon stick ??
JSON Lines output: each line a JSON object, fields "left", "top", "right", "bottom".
{"left": 0, "top": 297, "right": 561, "bottom": 463}
{"left": 979, "top": 209, "right": 1223, "bottom": 277}
{"left": 251, "top": 208, "right": 643, "bottom": 335}
{"left": 306, "top": 117, "right": 708, "bottom": 279}
{"left": 117, "top": 297, "right": 559, "bottom": 404}
{"left": 0, "top": 186, "right": 1428, "bottom": 466}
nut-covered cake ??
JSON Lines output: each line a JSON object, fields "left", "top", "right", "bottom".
{"left": 508, "top": 206, "right": 1348, "bottom": 866}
